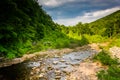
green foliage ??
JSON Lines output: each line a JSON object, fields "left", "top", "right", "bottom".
{"left": 30, "top": 31, "right": 81, "bottom": 53}
{"left": 6, "top": 51, "right": 16, "bottom": 59}
{"left": 97, "top": 66, "right": 120, "bottom": 80}
{"left": 79, "top": 35, "right": 89, "bottom": 46}
{"left": 94, "top": 50, "right": 120, "bottom": 80}
{"left": 93, "top": 50, "right": 118, "bottom": 66}
{"left": 109, "top": 38, "right": 120, "bottom": 47}
{"left": 58, "top": 10, "right": 120, "bottom": 39}
{"left": 0, "top": 0, "right": 120, "bottom": 59}
{"left": 84, "top": 34, "right": 107, "bottom": 43}
{"left": 89, "top": 10, "right": 120, "bottom": 37}
{"left": 0, "top": 0, "right": 55, "bottom": 58}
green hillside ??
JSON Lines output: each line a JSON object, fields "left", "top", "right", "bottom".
{"left": 56, "top": 10, "right": 120, "bottom": 46}
{"left": 0, "top": 0, "right": 80, "bottom": 58}
{"left": 89, "top": 10, "right": 120, "bottom": 37}
{"left": 0, "top": 0, "right": 55, "bottom": 58}
{"left": 0, "top": 0, "right": 120, "bottom": 58}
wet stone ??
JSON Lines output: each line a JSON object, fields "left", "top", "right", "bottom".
{"left": 47, "top": 66, "right": 53, "bottom": 70}
{"left": 60, "top": 59, "right": 66, "bottom": 62}
{"left": 0, "top": 48, "right": 98, "bottom": 80}
{"left": 55, "top": 70, "right": 61, "bottom": 75}
{"left": 55, "top": 76, "right": 61, "bottom": 79}
{"left": 38, "top": 73, "right": 44, "bottom": 78}
{"left": 53, "top": 61, "right": 59, "bottom": 65}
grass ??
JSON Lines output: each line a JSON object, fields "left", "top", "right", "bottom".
{"left": 84, "top": 34, "right": 107, "bottom": 43}
{"left": 93, "top": 50, "right": 120, "bottom": 80}
{"left": 109, "top": 38, "right": 120, "bottom": 47}
{"left": 93, "top": 50, "right": 118, "bottom": 66}
{"left": 28, "top": 31, "right": 82, "bottom": 53}
{"left": 97, "top": 65, "right": 120, "bottom": 80}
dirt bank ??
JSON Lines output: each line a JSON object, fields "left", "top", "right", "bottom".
{"left": 67, "top": 45, "right": 120, "bottom": 80}
{"left": 67, "top": 60, "right": 108, "bottom": 80}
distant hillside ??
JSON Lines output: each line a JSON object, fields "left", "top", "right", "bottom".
{"left": 89, "top": 10, "right": 120, "bottom": 37}
{"left": 60, "top": 10, "right": 120, "bottom": 38}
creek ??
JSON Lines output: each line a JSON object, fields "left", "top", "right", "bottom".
{"left": 0, "top": 49, "right": 98, "bottom": 80}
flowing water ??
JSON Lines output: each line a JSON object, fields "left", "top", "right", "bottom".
{"left": 0, "top": 49, "right": 98, "bottom": 80}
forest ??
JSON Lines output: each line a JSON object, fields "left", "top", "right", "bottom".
{"left": 0, "top": 0, "right": 120, "bottom": 59}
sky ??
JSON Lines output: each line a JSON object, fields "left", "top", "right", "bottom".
{"left": 38, "top": 0, "right": 120, "bottom": 26}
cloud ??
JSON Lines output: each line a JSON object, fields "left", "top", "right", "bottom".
{"left": 39, "top": 0, "right": 120, "bottom": 19}
{"left": 38, "top": 0, "right": 120, "bottom": 8}
{"left": 38, "top": 0, "right": 120, "bottom": 26}
{"left": 54, "top": 7, "right": 120, "bottom": 26}
{"left": 38, "top": 0, "right": 75, "bottom": 7}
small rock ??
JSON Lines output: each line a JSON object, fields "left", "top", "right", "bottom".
{"left": 53, "top": 61, "right": 59, "bottom": 65}
{"left": 75, "top": 59, "right": 81, "bottom": 61}
{"left": 55, "top": 76, "right": 61, "bottom": 79}
{"left": 30, "top": 72, "right": 34, "bottom": 75}
{"left": 41, "top": 68, "right": 46, "bottom": 72}
{"left": 62, "top": 70, "right": 70, "bottom": 75}
{"left": 65, "top": 62, "right": 70, "bottom": 65}
{"left": 60, "top": 59, "right": 65, "bottom": 62}
{"left": 55, "top": 70, "right": 61, "bottom": 73}
{"left": 47, "top": 66, "right": 53, "bottom": 70}
{"left": 32, "top": 67, "right": 37, "bottom": 70}
{"left": 55, "top": 55, "right": 60, "bottom": 58}
{"left": 38, "top": 73, "right": 44, "bottom": 78}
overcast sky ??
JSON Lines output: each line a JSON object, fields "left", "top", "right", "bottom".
{"left": 38, "top": 0, "right": 120, "bottom": 26}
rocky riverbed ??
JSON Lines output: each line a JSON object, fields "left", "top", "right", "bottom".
{"left": 66, "top": 60, "right": 108, "bottom": 80}
{"left": 0, "top": 43, "right": 119, "bottom": 80}
{"left": 67, "top": 46, "right": 120, "bottom": 80}
{"left": 109, "top": 46, "right": 120, "bottom": 59}
{"left": 0, "top": 43, "right": 100, "bottom": 68}
{"left": 0, "top": 44, "right": 101, "bottom": 80}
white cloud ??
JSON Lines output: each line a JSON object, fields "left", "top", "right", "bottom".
{"left": 38, "top": 0, "right": 75, "bottom": 7}
{"left": 54, "top": 7, "right": 120, "bottom": 26}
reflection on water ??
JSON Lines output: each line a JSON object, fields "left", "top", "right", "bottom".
{"left": 0, "top": 61, "right": 31, "bottom": 80}
{"left": 0, "top": 49, "right": 98, "bottom": 80}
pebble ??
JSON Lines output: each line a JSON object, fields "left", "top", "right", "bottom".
{"left": 55, "top": 70, "right": 61, "bottom": 75}
{"left": 55, "top": 76, "right": 61, "bottom": 79}
{"left": 60, "top": 59, "right": 65, "bottom": 62}
{"left": 109, "top": 46, "right": 120, "bottom": 59}
{"left": 47, "top": 66, "right": 53, "bottom": 70}
{"left": 53, "top": 61, "right": 59, "bottom": 65}
{"left": 38, "top": 73, "right": 44, "bottom": 78}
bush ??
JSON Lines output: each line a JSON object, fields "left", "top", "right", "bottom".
{"left": 84, "top": 34, "right": 107, "bottom": 43}
{"left": 93, "top": 50, "right": 118, "bottom": 66}
{"left": 6, "top": 52, "right": 16, "bottom": 59}
{"left": 97, "top": 65, "right": 120, "bottom": 80}
{"left": 79, "top": 35, "right": 89, "bottom": 46}
{"left": 94, "top": 50, "right": 120, "bottom": 80}
{"left": 110, "top": 38, "right": 120, "bottom": 47}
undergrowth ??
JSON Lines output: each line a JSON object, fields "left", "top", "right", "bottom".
{"left": 93, "top": 50, "right": 120, "bottom": 80}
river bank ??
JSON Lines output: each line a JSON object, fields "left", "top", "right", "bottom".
{"left": 0, "top": 43, "right": 119, "bottom": 80}
{"left": 66, "top": 45, "right": 120, "bottom": 80}
{"left": 0, "top": 43, "right": 100, "bottom": 68}
{"left": 67, "top": 60, "right": 108, "bottom": 80}
{"left": 0, "top": 43, "right": 101, "bottom": 80}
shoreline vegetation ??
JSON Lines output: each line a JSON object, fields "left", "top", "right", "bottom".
{"left": 0, "top": 43, "right": 100, "bottom": 68}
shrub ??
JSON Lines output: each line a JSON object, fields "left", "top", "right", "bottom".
{"left": 84, "top": 34, "right": 107, "bottom": 43}
{"left": 97, "top": 65, "right": 120, "bottom": 80}
{"left": 93, "top": 50, "right": 118, "bottom": 66}
{"left": 6, "top": 52, "right": 16, "bottom": 59}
